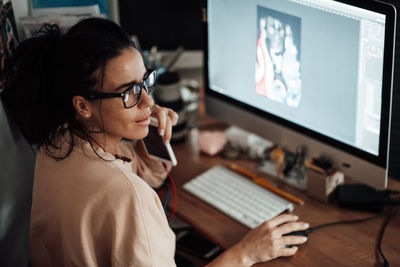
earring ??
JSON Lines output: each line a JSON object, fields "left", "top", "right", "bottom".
{"left": 85, "top": 113, "right": 89, "bottom": 117}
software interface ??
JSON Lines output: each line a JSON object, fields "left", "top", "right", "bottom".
{"left": 208, "top": 0, "right": 387, "bottom": 155}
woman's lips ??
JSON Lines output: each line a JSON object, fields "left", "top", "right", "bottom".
{"left": 135, "top": 115, "right": 151, "bottom": 126}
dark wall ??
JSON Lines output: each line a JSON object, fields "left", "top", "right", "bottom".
{"left": 119, "top": 0, "right": 203, "bottom": 50}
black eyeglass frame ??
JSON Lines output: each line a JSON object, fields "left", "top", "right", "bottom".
{"left": 83, "top": 69, "right": 156, "bottom": 109}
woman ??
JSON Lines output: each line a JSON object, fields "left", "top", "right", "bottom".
{"left": 2, "top": 18, "right": 308, "bottom": 266}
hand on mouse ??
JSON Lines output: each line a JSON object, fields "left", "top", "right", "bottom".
{"left": 206, "top": 214, "right": 309, "bottom": 267}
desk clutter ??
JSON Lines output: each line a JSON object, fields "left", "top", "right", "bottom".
{"left": 197, "top": 125, "right": 345, "bottom": 203}
{"left": 305, "top": 158, "right": 344, "bottom": 202}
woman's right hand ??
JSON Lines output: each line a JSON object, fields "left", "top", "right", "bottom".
{"left": 233, "top": 214, "right": 309, "bottom": 266}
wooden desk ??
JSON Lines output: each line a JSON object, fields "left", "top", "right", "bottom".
{"left": 170, "top": 116, "right": 400, "bottom": 267}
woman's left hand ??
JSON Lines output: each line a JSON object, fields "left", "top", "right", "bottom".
{"left": 151, "top": 104, "right": 179, "bottom": 143}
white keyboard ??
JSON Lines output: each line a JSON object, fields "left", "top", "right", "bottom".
{"left": 183, "top": 165, "right": 294, "bottom": 229}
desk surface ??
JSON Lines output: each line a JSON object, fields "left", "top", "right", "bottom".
{"left": 170, "top": 116, "right": 400, "bottom": 267}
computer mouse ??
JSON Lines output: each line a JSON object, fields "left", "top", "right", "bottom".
{"left": 282, "top": 228, "right": 311, "bottom": 248}
{"left": 282, "top": 228, "right": 312, "bottom": 237}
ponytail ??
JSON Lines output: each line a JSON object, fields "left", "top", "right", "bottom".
{"left": 2, "top": 24, "right": 65, "bottom": 146}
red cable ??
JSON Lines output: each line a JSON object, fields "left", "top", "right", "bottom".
{"left": 162, "top": 163, "right": 177, "bottom": 221}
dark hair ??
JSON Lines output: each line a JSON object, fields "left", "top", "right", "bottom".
{"left": 1, "top": 17, "right": 135, "bottom": 159}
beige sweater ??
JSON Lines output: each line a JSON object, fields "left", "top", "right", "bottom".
{"left": 30, "top": 134, "right": 176, "bottom": 267}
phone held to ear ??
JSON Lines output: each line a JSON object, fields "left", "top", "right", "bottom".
{"left": 176, "top": 230, "right": 223, "bottom": 260}
{"left": 142, "top": 117, "right": 178, "bottom": 166}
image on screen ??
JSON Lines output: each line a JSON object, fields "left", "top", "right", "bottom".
{"left": 256, "top": 6, "right": 302, "bottom": 108}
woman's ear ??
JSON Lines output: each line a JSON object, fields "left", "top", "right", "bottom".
{"left": 72, "top": 95, "right": 92, "bottom": 119}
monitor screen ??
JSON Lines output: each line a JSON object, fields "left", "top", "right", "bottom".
{"left": 205, "top": 0, "right": 396, "bottom": 189}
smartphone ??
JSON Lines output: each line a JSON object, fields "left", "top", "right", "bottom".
{"left": 176, "top": 230, "right": 223, "bottom": 260}
{"left": 142, "top": 117, "right": 177, "bottom": 166}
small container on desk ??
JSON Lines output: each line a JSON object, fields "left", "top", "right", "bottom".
{"left": 305, "top": 159, "right": 344, "bottom": 202}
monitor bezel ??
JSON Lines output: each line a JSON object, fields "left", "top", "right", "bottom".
{"left": 203, "top": 0, "right": 396, "bottom": 169}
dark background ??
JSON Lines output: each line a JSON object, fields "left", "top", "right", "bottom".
{"left": 119, "top": 0, "right": 203, "bottom": 50}
{"left": 118, "top": 0, "right": 400, "bottom": 181}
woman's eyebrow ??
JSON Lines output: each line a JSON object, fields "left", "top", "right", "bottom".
{"left": 113, "top": 80, "right": 136, "bottom": 92}
{"left": 113, "top": 72, "right": 147, "bottom": 92}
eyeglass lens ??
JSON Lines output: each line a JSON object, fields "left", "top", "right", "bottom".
{"left": 123, "top": 71, "right": 156, "bottom": 108}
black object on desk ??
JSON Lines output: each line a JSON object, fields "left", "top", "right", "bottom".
{"left": 337, "top": 184, "right": 393, "bottom": 212}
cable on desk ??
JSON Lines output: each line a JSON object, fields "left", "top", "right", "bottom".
{"left": 307, "top": 196, "right": 400, "bottom": 233}
{"left": 376, "top": 206, "right": 400, "bottom": 267}
{"left": 301, "top": 205, "right": 400, "bottom": 267}
{"left": 285, "top": 213, "right": 383, "bottom": 237}
{"left": 383, "top": 191, "right": 400, "bottom": 206}
{"left": 385, "top": 189, "right": 400, "bottom": 195}
{"left": 310, "top": 214, "right": 382, "bottom": 232}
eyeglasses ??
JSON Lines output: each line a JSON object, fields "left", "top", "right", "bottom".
{"left": 83, "top": 69, "right": 156, "bottom": 109}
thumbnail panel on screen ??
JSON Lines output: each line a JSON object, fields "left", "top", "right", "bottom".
{"left": 255, "top": 6, "right": 302, "bottom": 108}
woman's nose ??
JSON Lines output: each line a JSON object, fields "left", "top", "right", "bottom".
{"left": 138, "top": 88, "right": 154, "bottom": 108}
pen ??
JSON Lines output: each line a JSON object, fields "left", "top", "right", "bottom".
{"left": 304, "top": 158, "right": 326, "bottom": 175}
{"left": 130, "top": 35, "right": 143, "bottom": 56}
{"left": 164, "top": 46, "right": 184, "bottom": 71}
{"left": 229, "top": 163, "right": 305, "bottom": 205}
{"left": 147, "top": 45, "right": 158, "bottom": 69}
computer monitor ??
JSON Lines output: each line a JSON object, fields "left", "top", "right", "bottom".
{"left": 204, "top": 0, "right": 397, "bottom": 190}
